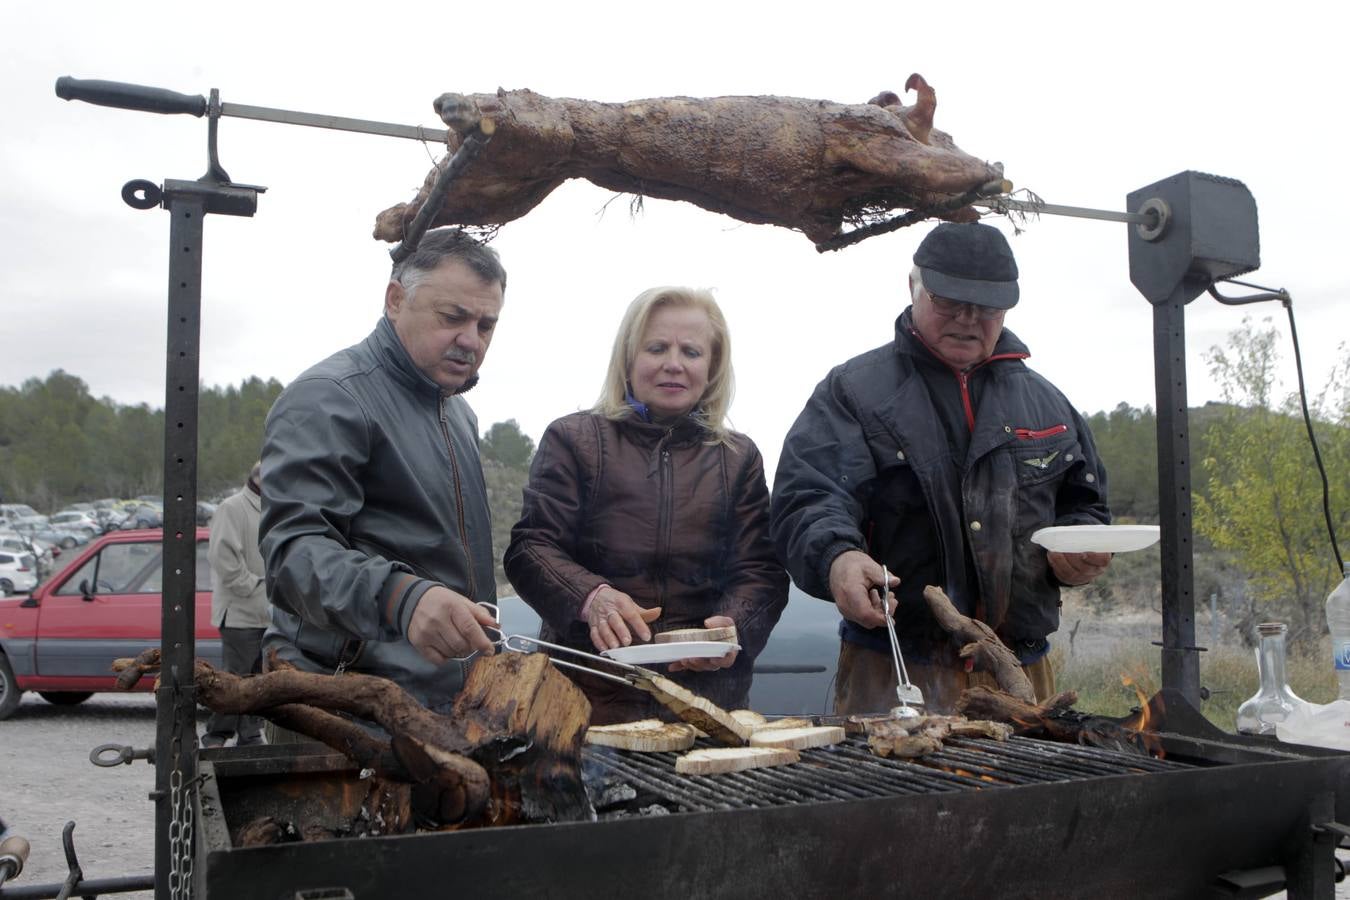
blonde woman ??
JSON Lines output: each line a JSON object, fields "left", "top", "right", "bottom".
{"left": 505, "top": 286, "right": 787, "bottom": 723}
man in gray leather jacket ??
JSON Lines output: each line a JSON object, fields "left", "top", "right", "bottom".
{"left": 771, "top": 223, "right": 1112, "bottom": 714}
{"left": 260, "top": 228, "right": 504, "bottom": 712}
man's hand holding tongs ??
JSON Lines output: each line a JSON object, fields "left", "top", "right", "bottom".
{"left": 408, "top": 586, "right": 500, "bottom": 665}
{"left": 828, "top": 549, "right": 900, "bottom": 629}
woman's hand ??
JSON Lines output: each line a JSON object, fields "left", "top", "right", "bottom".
{"left": 668, "top": 615, "right": 740, "bottom": 672}
{"left": 587, "top": 586, "right": 662, "bottom": 651}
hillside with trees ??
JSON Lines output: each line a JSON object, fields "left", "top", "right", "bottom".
{"left": 0, "top": 371, "right": 284, "bottom": 507}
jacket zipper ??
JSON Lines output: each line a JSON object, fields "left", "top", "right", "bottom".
{"left": 1015, "top": 424, "right": 1068, "bottom": 440}
{"left": 439, "top": 401, "right": 476, "bottom": 598}
{"left": 655, "top": 434, "right": 674, "bottom": 616}
{"left": 957, "top": 370, "right": 975, "bottom": 432}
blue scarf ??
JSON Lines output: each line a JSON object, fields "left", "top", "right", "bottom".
{"left": 624, "top": 389, "right": 653, "bottom": 423}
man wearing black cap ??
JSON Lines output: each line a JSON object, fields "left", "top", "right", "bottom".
{"left": 770, "top": 222, "right": 1111, "bottom": 713}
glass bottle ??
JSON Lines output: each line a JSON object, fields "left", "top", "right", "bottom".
{"left": 1236, "top": 622, "right": 1307, "bottom": 736}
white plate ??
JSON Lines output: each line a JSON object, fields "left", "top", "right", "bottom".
{"left": 601, "top": 641, "right": 740, "bottom": 665}
{"left": 1030, "top": 524, "right": 1161, "bottom": 554}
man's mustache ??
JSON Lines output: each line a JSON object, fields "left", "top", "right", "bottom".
{"left": 443, "top": 349, "right": 477, "bottom": 365}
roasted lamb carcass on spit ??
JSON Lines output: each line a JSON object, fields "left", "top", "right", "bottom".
{"left": 373, "top": 74, "right": 1006, "bottom": 249}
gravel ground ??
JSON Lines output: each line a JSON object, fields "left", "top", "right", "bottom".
{"left": 1, "top": 692, "right": 163, "bottom": 898}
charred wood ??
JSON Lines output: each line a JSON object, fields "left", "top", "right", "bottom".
{"left": 922, "top": 585, "right": 1037, "bottom": 702}
{"left": 113, "top": 648, "right": 593, "bottom": 827}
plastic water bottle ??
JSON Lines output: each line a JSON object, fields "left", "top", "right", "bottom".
{"left": 1326, "top": 563, "right": 1350, "bottom": 701}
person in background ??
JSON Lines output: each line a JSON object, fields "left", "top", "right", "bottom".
{"left": 259, "top": 228, "right": 504, "bottom": 713}
{"left": 202, "top": 461, "right": 267, "bottom": 748}
{"left": 506, "top": 286, "right": 788, "bottom": 724}
{"left": 771, "top": 222, "right": 1112, "bottom": 714}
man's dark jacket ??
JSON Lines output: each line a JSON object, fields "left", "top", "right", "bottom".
{"left": 260, "top": 317, "right": 495, "bottom": 711}
{"left": 770, "top": 307, "right": 1109, "bottom": 662}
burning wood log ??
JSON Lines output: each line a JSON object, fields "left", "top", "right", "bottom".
{"left": 113, "top": 648, "right": 594, "bottom": 827}
{"left": 957, "top": 685, "right": 1159, "bottom": 756}
{"left": 922, "top": 585, "right": 1037, "bottom": 703}
{"left": 373, "top": 75, "right": 1006, "bottom": 249}
{"left": 955, "top": 685, "right": 1079, "bottom": 737}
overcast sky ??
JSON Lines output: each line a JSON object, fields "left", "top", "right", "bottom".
{"left": 3, "top": 2, "right": 1345, "bottom": 481}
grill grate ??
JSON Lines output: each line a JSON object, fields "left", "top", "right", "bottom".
{"left": 583, "top": 735, "right": 1195, "bottom": 814}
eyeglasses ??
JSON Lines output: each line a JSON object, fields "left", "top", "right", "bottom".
{"left": 926, "top": 292, "right": 1005, "bottom": 321}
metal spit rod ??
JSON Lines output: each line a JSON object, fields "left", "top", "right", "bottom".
{"left": 57, "top": 78, "right": 1167, "bottom": 230}
{"left": 55, "top": 77, "right": 448, "bottom": 143}
{"left": 975, "top": 195, "right": 1154, "bottom": 226}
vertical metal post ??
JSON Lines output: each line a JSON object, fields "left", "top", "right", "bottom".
{"left": 1154, "top": 296, "right": 1201, "bottom": 707}
{"left": 155, "top": 190, "right": 204, "bottom": 899}
{"left": 123, "top": 177, "right": 257, "bottom": 900}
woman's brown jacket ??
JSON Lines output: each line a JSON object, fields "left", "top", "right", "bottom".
{"left": 504, "top": 411, "right": 788, "bottom": 722}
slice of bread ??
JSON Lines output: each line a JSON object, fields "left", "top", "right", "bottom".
{"left": 748, "top": 726, "right": 846, "bottom": 750}
{"left": 730, "top": 709, "right": 768, "bottom": 729}
{"left": 654, "top": 625, "right": 739, "bottom": 645}
{"left": 674, "top": 746, "right": 800, "bottom": 775}
{"left": 585, "top": 719, "right": 698, "bottom": 752}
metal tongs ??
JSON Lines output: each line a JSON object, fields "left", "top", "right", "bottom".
{"left": 879, "top": 566, "right": 925, "bottom": 719}
{"left": 498, "top": 633, "right": 748, "bottom": 745}
{"left": 469, "top": 603, "right": 662, "bottom": 687}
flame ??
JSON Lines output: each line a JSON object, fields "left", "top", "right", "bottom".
{"left": 1118, "top": 672, "right": 1166, "bottom": 759}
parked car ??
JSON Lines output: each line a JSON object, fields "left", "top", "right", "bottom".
{"left": 496, "top": 585, "right": 839, "bottom": 716}
{"left": 0, "top": 528, "right": 223, "bottom": 718}
{"left": 0, "top": 503, "right": 42, "bottom": 527}
{"left": 118, "top": 504, "right": 164, "bottom": 530}
{"left": 11, "top": 520, "right": 88, "bottom": 550}
{"left": 0, "top": 533, "right": 57, "bottom": 579}
{"left": 48, "top": 510, "right": 102, "bottom": 539}
{"left": 196, "top": 501, "right": 217, "bottom": 526}
{"left": 0, "top": 552, "right": 38, "bottom": 596}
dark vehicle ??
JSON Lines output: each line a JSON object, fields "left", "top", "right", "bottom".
{"left": 498, "top": 585, "right": 837, "bottom": 715}
{"left": 118, "top": 503, "right": 163, "bottom": 530}
{"left": 0, "top": 528, "right": 223, "bottom": 718}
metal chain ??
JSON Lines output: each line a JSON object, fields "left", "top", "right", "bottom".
{"left": 166, "top": 690, "right": 196, "bottom": 899}
{"left": 168, "top": 763, "right": 185, "bottom": 899}
{"left": 176, "top": 767, "right": 195, "bottom": 898}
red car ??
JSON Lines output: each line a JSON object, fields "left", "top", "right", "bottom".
{"left": 0, "top": 528, "right": 224, "bottom": 718}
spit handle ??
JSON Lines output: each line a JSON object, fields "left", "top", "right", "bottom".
{"left": 0, "top": 834, "right": 30, "bottom": 886}
{"left": 55, "top": 76, "right": 207, "bottom": 117}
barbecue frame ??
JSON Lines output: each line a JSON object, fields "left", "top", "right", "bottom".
{"left": 195, "top": 729, "right": 1350, "bottom": 899}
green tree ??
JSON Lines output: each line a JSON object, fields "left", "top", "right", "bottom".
{"left": 480, "top": 419, "right": 535, "bottom": 469}
{"left": 1194, "top": 318, "right": 1350, "bottom": 649}
{"left": 0, "top": 371, "right": 281, "bottom": 511}
{"left": 1087, "top": 402, "right": 1159, "bottom": 522}
{"left": 479, "top": 420, "right": 535, "bottom": 595}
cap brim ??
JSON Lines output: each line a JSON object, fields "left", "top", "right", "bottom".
{"left": 920, "top": 267, "right": 1019, "bottom": 310}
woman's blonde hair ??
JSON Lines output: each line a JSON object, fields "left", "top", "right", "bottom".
{"left": 595, "top": 286, "right": 735, "bottom": 443}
